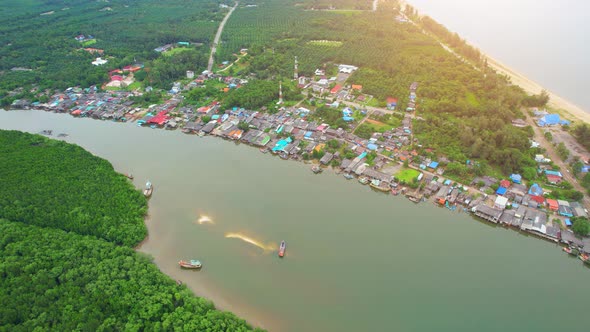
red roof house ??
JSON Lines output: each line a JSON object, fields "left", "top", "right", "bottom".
{"left": 147, "top": 111, "right": 169, "bottom": 126}
{"left": 546, "top": 174, "right": 562, "bottom": 184}
{"left": 330, "top": 84, "right": 342, "bottom": 94}
{"left": 546, "top": 199, "right": 559, "bottom": 211}
{"left": 500, "top": 180, "right": 511, "bottom": 188}
{"left": 529, "top": 195, "right": 545, "bottom": 205}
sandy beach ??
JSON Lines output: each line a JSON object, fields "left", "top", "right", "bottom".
{"left": 399, "top": 0, "right": 590, "bottom": 124}
{"left": 486, "top": 56, "right": 590, "bottom": 124}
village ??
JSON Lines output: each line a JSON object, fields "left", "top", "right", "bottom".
{"left": 8, "top": 53, "right": 590, "bottom": 266}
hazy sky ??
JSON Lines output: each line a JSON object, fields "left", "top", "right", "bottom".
{"left": 408, "top": 0, "right": 590, "bottom": 112}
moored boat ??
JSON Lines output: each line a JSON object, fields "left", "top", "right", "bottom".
{"left": 311, "top": 165, "right": 322, "bottom": 174}
{"left": 179, "top": 259, "right": 202, "bottom": 269}
{"left": 126, "top": 173, "right": 134, "bottom": 180}
{"left": 579, "top": 253, "right": 590, "bottom": 265}
{"left": 343, "top": 173, "right": 354, "bottom": 180}
{"left": 259, "top": 147, "right": 268, "bottom": 153}
{"left": 143, "top": 181, "right": 153, "bottom": 198}
{"left": 358, "top": 176, "right": 369, "bottom": 185}
{"left": 390, "top": 188, "right": 399, "bottom": 196}
{"left": 278, "top": 240, "right": 286, "bottom": 257}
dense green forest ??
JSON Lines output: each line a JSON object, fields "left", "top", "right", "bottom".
{"left": 0, "top": 219, "right": 260, "bottom": 331}
{"left": 0, "top": 0, "right": 224, "bottom": 94}
{"left": 0, "top": 130, "right": 147, "bottom": 246}
{"left": 0, "top": 130, "right": 260, "bottom": 331}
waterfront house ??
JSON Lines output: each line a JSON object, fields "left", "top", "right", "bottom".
{"left": 473, "top": 204, "right": 503, "bottom": 223}
{"left": 320, "top": 152, "right": 334, "bottom": 165}
{"left": 499, "top": 210, "right": 516, "bottom": 225}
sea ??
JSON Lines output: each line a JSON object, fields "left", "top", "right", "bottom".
{"left": 2, "top": 110, "right": 590, "bottom": 332}
{"left": 407, "top": 0, "right": 590, "bottom": 114}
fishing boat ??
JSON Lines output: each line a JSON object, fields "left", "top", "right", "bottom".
{"left": 126, "top": 173, "right": 134, "bottom": 180}
{"left": 579, "top": 253, "right": 590, "bottom": 264}
{"left": 311, "top": 165, "right": 322, "bottom": 174}
{"left": 343, "top": 173, "right": 354, "bottom": 180}
{"left": 179, "top": 259, "right": 202, "bottom": 269}
{"left": 358, "top": 176, "right": 369, "bottom": 185}
{"left": 278, "top": 240, "right": 286, "bottom": 258}
{"left": 390, "top": 188, "right": 399, "bottom": 196}
{"left": 369, "top": 179, "right": 390, "bottom": 192}
{"left": 143, "top": 181, "right": 153, "bottom": 198}
{"left": 259, "top": 147, "right": 268, "bottom": 153}
{"left": 563, "top": 246, "right": 579, "bottom": 256}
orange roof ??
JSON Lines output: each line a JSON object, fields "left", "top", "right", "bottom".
{"left": 351, "top": 84, "right": 362, "bottom": 90}
{"left": 314, "top": 143, "right": 325, "bottom": 152}
{"left": 223, "top": 87, "right": 230, "bottom": 93}
{"left": 546, "top": 199, "right": 559, "bottom": 210}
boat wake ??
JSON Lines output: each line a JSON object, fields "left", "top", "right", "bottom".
{"left": 196, "top": 215, "right": 214, "bottom": 224}
{"left": 225, "top": 233, "right": 275, "bottom": 251}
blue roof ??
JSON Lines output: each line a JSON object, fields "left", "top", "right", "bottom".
{"left": 582, "top": 166, "right": 590, "bottom": 173}
{"left": 565, "top": 218, "right": 572, "bottom": 226}
{"left": 443, "top": 179, "right": 452, "bottom": 185}
{"left": 304, "top": 131, "right": 312, "bottom": 138}
{"left": 419, "top": 164, "right": 426, "bottom": 170}
{"left": 272, "top": 137, "right": 292, "bottom": 152}
{"left": 496, "top": 187, "right": 507, "bottom": 195}
{"left": 544, "top": 170, "right": 562, "bottom": 177}
{"left": 528, "top": 183, "right": 543, "bottom": 196}
{"left": 367, "top": 144, "right": 378, "bottom": 151}
{"left": 358, "top": 151, "right": 368, "bottom": 159}
{"left": 428, "top": 161, "right": 439, "bottom": 169}
{"left": 510, "top": 174, "right": 522, "bottom": 183}
{"left": 342, "top": 116, "right": 354, "bottom": 122}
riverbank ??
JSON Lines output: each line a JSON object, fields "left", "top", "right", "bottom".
{"left": 4, "top": 109, "right": 590, "bottom": 332}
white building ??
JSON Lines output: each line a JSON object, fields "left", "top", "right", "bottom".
{"left": 186, "top": 70, "right": 195, "bottom": 79}
{"left": 338, "top": 64, "right": 358, "bottom": 74}
{"left": 91, "top": 57, "right": 108, "bottom": 66}
{"left": 494, "top": 196, "right": 509, "bottom": 210}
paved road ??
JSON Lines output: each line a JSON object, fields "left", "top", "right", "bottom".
{"left": 207, "top": 2, "right": 238, "bottom": 72}
{"left": 525, "top": 114, "right": 590, "bottom": 209}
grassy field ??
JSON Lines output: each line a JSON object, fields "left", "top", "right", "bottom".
{"left": 395, "top": 168, "right": 421, "bottom": 182}
{"left": 307, "top": 40, "right": 343, "bottom": 47}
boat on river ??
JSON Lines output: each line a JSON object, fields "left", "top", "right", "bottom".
{"left": 126, "top": 173, "right": 134, "bottom": 180}
{"left": 179, "top": 259, "right": 202, "bottom": 269}
{"left": 278, "top": 240, "right": 286, "bottom": 258}
{"left": 143, "top": 181, "right": 153, "bottom": 198}
{"left": 563, "top": 246, "right": 579, "bottom": 256}
{"left": 358, "top": 176, "right": 369, "bottom": 185}
{"left": 311, "top": 165, "right": 322, "bottom": 174}
{"left": 343, "top": 173, "right": 354, "bottom": 180}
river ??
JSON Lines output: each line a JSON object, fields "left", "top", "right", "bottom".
{"left": 407, "top": 0, "right": 590, "bottom": 114}
{"left": 2, "top": 110, "right": 589, "bottom": 332}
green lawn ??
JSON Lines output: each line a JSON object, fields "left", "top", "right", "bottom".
{"left": 81, "top": 39, "right": 97, "bottom": 46}
{"left": 395, "top": 168, "right": 420, "bottom": 182}
{"left": 162, "top": 47, "right": 192, "bottom": 57}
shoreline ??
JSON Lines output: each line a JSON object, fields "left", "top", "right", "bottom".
{"left": 400, "top": 0, "right": 590, "bottom": 124}
{"left": 486, "top": 56, "right": 590, "bottom": 123}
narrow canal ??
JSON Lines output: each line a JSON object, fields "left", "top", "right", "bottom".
{"left": 2, "top": 110, "right": 589, "bottom": 332}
